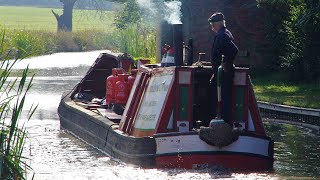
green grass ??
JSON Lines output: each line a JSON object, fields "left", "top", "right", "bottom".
{"left": 251, "top": 73, "right": 320, "bottom": 109}
{"left": 134, "top": 57, "right": 156, "bottom": 64}
{"left": 0, "top": 6, "right": 115, "bottom": 32}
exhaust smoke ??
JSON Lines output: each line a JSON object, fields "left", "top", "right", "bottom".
{"left": 136, "top": 0, "right": 182, "bottom": 25}
{"left": 164, "top": 1, "right": 182, "bottom": 24}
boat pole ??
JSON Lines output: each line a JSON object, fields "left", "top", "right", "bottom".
{"left": 217, "top": 65, "right": 223, "bottom": 119}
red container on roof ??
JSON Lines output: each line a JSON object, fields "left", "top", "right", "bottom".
{"left": 115, "top": 74, "right": 129, "bottom": 105}
{"left": 115, "top": 68, "right": 124, "bottom": 75}
{"left": 106, "top": 68, "right": 119, "bottom": 104}
{"left": 128, "top": 69, "right": 138, "bottom": 90}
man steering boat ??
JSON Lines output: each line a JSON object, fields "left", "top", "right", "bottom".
{"left": 208, "top": 12, "right": 239, "bottom": 125}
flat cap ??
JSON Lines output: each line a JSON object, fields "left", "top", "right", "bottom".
{"left": 208, "top": 12, "right": 224, "bottom": 23}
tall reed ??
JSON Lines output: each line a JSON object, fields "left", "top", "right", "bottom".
{"left": 0, "top": 29, "right": 37, "bottom": 179}
{"left": 1, "top": 26, "right": 157, "bottom": 60}
{"left": 117, "top": 24, "right": 156, "bottom": 58}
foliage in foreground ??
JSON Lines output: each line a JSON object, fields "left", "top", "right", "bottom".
{"left": 0, "top": 30, "right": 37, "bottom": 179}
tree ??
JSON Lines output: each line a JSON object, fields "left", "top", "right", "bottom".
{"left": 114, "top": 0, "right": 141, "bottom": 30}
{"left": 52, "top": 0, "right": 127, "bottom": 32}
{"left": 295, "top": 0, "right": 320, "bottom": 81}
{"left": 257, "top": 0, "right": 320, "bottom": 81}
{"left": 52, "top": 0, "right": 77, "bottom": 32}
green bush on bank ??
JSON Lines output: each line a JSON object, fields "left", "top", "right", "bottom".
{"left": 117, "top": 24, "right": 156, "bottom": 58}
{"left": 1, "top": 28, "right": 156, "bottom": 60}
{"left": 0, "top": 30, "right": 119, "bottom": 59}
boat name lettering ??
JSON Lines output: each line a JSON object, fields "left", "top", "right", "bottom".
{"left": 143, "top": 100, "right": 157, "bottom": 107}
{"left": 138, "top": 114, "right": 156, "bottom": 122}
{"left": 148, "top": 84, "right": 169, "bottom": 93}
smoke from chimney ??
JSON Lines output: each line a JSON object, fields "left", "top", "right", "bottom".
{"left": 136, "top": 0, "right": 182, "bottom": 25}
{"left": 164, "top": 1, "right": 182, "bottom": 24}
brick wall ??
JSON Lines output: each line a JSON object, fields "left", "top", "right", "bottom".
{"left": 159, "top": 0, "right": 268, "bottom": 68}
{"left": 224, "top": 0, "right": 268, "bottom": 67}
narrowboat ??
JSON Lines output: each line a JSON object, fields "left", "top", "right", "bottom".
{"left": 58, "top": 24, "right": 274, "bottom": 170}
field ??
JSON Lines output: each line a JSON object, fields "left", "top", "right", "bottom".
{"left": 0, "top": 6, "right": 116, "bottom": 31}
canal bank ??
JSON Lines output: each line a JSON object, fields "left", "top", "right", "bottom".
{"left": 258, "top": 101, "right": 320, "bottom": 135}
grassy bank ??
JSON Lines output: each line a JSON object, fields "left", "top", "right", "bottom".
{"left": 1, "top": 30, "right": 120, "bottom": 58}
{"left": 0, "top": 6, "right": 156, "bottom": 59}
{"left": 251, "top": 73, "right": 320, "bottom": 109}
{"left": 1, "top": 27, "right": 156, "bottom": 60}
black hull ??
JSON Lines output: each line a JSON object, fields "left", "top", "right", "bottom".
{"left": 58, "top": 92, "right": 157, "bottom": 167}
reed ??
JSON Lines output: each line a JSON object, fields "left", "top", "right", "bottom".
{"left": 1, "top": 28, "right": 157, "bottom": 60}
{"left": 116, "top": 24, "right": 156, "bottom": 58}
{"left": 0, "top": 29, "right": 37, "bottom": 179}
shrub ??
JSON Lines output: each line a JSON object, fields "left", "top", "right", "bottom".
{"left": 257, "top": 0, "right": 320, "bottom": 82}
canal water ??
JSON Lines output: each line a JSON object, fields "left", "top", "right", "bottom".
{"left": 12, "top": 51, "right": 319, "bottom": 180}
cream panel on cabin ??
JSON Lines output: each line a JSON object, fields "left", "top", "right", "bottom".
{"left": 178, "top": 71, "right": 192, "bottom": 84}
{"left": 155, "top": 135, "right": 270, "bottom": 157}
{"left": 248, "top": 110, "right": 256, "bottom": 131}
{"left": 234, "top": 71, "right": 246, "bottom": 85}
{"left": 134, "top": 72, "right": 174, "bottom": 130}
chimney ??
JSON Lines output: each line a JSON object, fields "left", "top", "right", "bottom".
{"left": 173, "top": 24, "right": 183, "bottom": 66}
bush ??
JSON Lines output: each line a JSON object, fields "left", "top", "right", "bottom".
{"left": 1, "top": 25, "right": 157, "bottom": 61}
{"left": 116, "top": 24, "right": 156, "bottom": 58}
{"left": 0, "top": 30, "right": 124, "bottom": 59}
{"left": 257, "top": 0, "right": 320, "bottom": 82}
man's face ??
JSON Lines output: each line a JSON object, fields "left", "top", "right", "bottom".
{"left": 210, "top": 22, "right": 221, "bottom": 33}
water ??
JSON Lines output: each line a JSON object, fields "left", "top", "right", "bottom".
{"left": 11, "top": 51, "right": 319, "bottom": 179}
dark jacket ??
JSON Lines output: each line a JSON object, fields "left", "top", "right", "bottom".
{"left": 211, "top": 27, "right": 238, "bottom": 67}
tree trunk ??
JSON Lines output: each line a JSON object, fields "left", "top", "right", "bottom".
{"left": 52, "top": 0, "right": 77, "bottom": 32}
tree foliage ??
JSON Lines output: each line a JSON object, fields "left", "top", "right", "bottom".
{"left": 257, "top": 0, "right": 320, "bottom": 82}
{"left": 114, "top": 0, "right": 141, "bottom": 30}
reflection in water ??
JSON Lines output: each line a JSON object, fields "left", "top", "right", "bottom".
{"left": 265, "top": 122, "right": 320, "bottom": 178}
{"left": 16, "top": 52, "right": 319, "bottom": 179}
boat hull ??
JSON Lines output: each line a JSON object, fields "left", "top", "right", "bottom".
{"left": 58, "top": 93, "right": 273, "bottom": 170}
{"left": 156, "top": 154, "right": 273, "bottom": 170}
{"left": 58, "top": 93, "right": 156, "bottom": 167}
{"left": 154, "top": 133, "right": 273, "bottom": 170}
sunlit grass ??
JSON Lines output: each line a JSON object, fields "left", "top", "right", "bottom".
{"left": 251, "top": 73, "right": 320, "bottom": 109}
{"left": 0, "top": 6, "right": 115, "bottom": 32}
{"left": 134, "top": 57, "right": 156, "bottom": 64}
